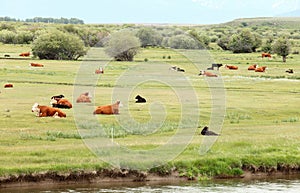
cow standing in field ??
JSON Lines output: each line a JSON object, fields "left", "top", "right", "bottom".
{"left": 31, "top": 103, "right": 66, "bottom": 118}
{"left": 199, "top": 70, "right": 218, "bottom": 77}
{"left": 19, "top": 52, "right": 30, "bottom": 57}
{"left": 225, "top": 64, "right": 238, "bottom": 70}
{"left": 207, "top": 63, "right": 223, "bottom": 70}
{"left": 262, "top": 53, "right": 271, "bottom": 58}
{"left": 76, "top": 92, "right": 92, "bottom": 103}
{"left": 93, "top": 101, "right": 122, "bottom": 115}
{"left": 248, "top": 64, "right": 258, "bottom": 71}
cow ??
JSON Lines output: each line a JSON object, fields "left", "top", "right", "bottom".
{"left": 95, "top": 67, "right": 104, "bottom": 74}
{"left": 255, "top": 66, "right": 267, "bottom": 72}
{"left": 4, "top": 83, "right": 13, "bottom": 88}
{"left": 207, "top": 63, "right": 223, "bottom": 71}
{"left": 262, "top": 53, "right": 271, "bottom": 58}
{"left": 225, "top": 64, "right": 238, "bottom": 70}
{"left": 31, "top": 103, "right": 66, "bottom": 118}
{"left": 177, "top": 67, "right": 185, "bottom": 72}
{"left": 76, "top": 92, "right": 92, "bottom": 103}
{"left": 4, "top": 54, "right": 10, "bottom": 57}
{"left": 248, "top": 64, "right": 258, "bottom": 71}
{"left": 51, "top": 94, "right": 65, "bottom": 100}
{"left": 201, "top": 126, "right": 219, "bottom": 136}
{"left": 286, "top": 69, "right": 294, "bottom": 74}
{"left": 135, "top": 95, "right": 146, "bottom": 103}
{"left": 199, "top": 70, "right": 218, "bottom": 77}
{"left": 30, "top": 63, "right": 44, "bottom": 67}
{"left": 50, "top": 98, "right": 72, "bottom": 109}
{"left": 93, "top": 100, "right": 122, "bottom": 115}
{"left": 19, "top": 52, "right": 30, "bottom": 57}
{"left": 169, "top": 66, "right": 177, "bottom": 71}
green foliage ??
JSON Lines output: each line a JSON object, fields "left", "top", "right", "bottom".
{"left": 188, "top": 29, "right": 210, "bottom": 48}
{"left": 136, "top": 27, "right": 162, "bottom": 47}
{"left": 217, "top": 36, "right": 230, "bottom": 50}
{"left": 105, "top": 30, "right": 141, "bottom": 61}
{"left": 272, "top": 36, "right": 291, "bottom": 62}
{"left": 261, "top": 36, "right": 274, "bottom": 53}
{"left": 228, "top": 29, "right": 262, "bottom": 53}
{"left": 167, "top": 34, "right": 202, "bottom": 49}
{"left": 0, "top": 29, "right": 16, "bottom": 44}
{"left": 32, "top": 30, "right": 86, "bottom": 60}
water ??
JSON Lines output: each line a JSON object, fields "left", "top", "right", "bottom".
{"left": 1, "top": 177, "right": 300, "bottom": 193}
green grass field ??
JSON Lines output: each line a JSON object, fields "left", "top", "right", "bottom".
{"left": 0, "top": 44, "right": 300, "bottom": 179}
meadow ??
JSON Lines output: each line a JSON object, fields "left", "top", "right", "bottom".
{"left": 0, "top": 43, "right": 300, "bottom": 180}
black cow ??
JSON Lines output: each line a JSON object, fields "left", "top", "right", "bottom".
{"left": 286, "top": 69, "right": 294, "bottom": 74}
{"left": 135, "top": 95, "right": 146, "bottom": 103}
{"left": 207, "top": 63, "right": 223, "bottom": 70}
{"left": 201, "top": 126, "right": 219, "bottom": 136}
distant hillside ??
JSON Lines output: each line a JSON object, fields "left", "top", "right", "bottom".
{"left": 219, "top": 17, "right": 300, "bottom": 29}
{"left": 0, "top": 16, "right": 84, "bottom": 24}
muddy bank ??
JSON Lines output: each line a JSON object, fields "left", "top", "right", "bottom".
{"left": 1, "top": 164, "right": 300, "bottom": 188}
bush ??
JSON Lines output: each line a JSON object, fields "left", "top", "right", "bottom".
{"left": 0, "top": 29, "right": 16, "bottom": 44}
{"left": 32, "top": 30, "right": 86, "bottom": 60}
{"left": 168, "top": 34, "right": 201, "bottom": 49}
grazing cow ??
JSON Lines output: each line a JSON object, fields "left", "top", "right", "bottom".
{"left": 286, "top": 69, "right": 294, "bottom": 74}
{"left": 95, "top": 67, "right": 104, "bottom": 74}
{"left": 4, "top": 54, "right": 10, "bottom": 57}
{"left": 31, "top": 103, "right": 66, "bottom": 118}
{"left": 199, "top": 70, "right": 218, "bottom": 77}
{"left": 30, "top": 63, "right": 44, "bottom": 67}
{"left": 255, "top": 66, "right": 267, "bottom": 72}
{"left": 248, "top": 64, "right": 258, "bottom": 71}
{"left": 262, "top": 53, "right": 271, "bottom": 58}
{"left": 207, "top": 63, "right": 223, "bottom": 70}
{"left": 76, "top": 92, "right": 92, "bottom": 103}
{"left": 135, "top": 95, "right": 146, "bottom": 103}
{"left": 201, "top": 126, "right": 219, "bottom": 136}
{"left": 93, "top": 101, "right": 121, "bottom": 115}
{"left": 4, "top": 83, "right": 13, "bottom": 88}
{"left": 225, "top": 64, "right": 238, "bottom": 70}
{"left": 50, "top": 98, "right": 72, "bottom": 109}
{"left": 19, "top": 52, "right": 30, "bottom": 57}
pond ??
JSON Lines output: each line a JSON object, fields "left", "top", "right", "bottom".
{"left": 1, "top": 175, "right": 300, "bottom": 193}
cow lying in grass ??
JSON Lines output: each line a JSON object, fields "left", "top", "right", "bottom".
{"left": 248, "top": 64, "right": 257, "bottom": 70}
{"left": 201, "top": 126, "right": 219, "bottom": 136}
{"left": 93, "top": 101, "right": 122, "bottom": 115}
{"left": 4, "top": 83, "right": 13, "bottom": 88}
{"left": 50, "top": 98, "right": 72, "bottom": 109}
{"left": 199, "top": 70, "right": 218, "bottom": 77}
{"left": 225, "top": 64, "right": 238, "bottom": 70}
{"left": 255, "top": 66, "right": 267, "bottom": 72}
{"left": 19, "top": 52, "right": 30, "bottom": 57}
{"left": 135, "top": 95, "right": 146, "bottom": 103}
{"left": 30, "top": 63, "right": 44, "bottom": 67}
{"left": 31, "top": 103, "right": 66, "bottom": 118}
{"left": 76, "top": 92, "right": 92, "bottom": 103}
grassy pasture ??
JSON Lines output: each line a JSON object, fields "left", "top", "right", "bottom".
{"left": 0, "top": 44, "right": 300, "bottom": 178}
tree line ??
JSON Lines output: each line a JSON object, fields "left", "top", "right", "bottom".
{"left": 0, "top": 16, "right": 84, "bottom": 24}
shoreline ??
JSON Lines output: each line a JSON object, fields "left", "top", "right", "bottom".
{"left": 1, "top": 167, "right": 299, "bottom": 189}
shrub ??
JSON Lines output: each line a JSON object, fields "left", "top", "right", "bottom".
{"left": 32, "top": 30, "right": 86, "bottom": 60}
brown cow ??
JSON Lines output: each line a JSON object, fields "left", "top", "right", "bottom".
{"left": 255, "top": 66, "right": 267, "bottom": 72}
{"left": 31, "top": 103, "right": 66, "bottom": 118}
{"left": 93, "top": 101, "right": 121, "bottom": 115}
{"left": 30, "top": 63, "right": 44, "bottom": 67}
{"left": 76, "top": 92, "right": 92, "bottom": 103}
{"left": 248, "top": 64, "right": 258, "bottom": 70}
{"left": 50, "top": 98, "right": 72, "bottom": 109}
{"left": 4, "top": 83, "right": 13, "bottom": 88}
{"left": 262, "top": 53, "right": 271, "bottom": 58}
{"left": 199, "top": 70, "right": 218, "bottom": 77}
{"left": 225, "top": 65, "right": 238, "bottom": 70}
{"left": 19, "top": 52, "right": 30, "bottom": 57}
{"left": 95, "top": 67, "right": 104, "bottom": 74}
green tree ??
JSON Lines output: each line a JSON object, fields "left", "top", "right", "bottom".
{"left": 188, "top": 30, "right": 210, "bottom": 48}
{"left": 136, "top": 27, "right": 162, "bottom": 47}
{"left": 261, "top": 36, "right": 274, "bottom": 53}
{"left": 0, "top": 29, "right": 16, "bottom": 44}
{"left": 32, "top": 30, "right": 86, "bottom": 60}
{"left": 217, "top": 35, "right": 230, "bottom": 50}
{"left": 228, "top": 29, "right": 261, "bottom": 53}
{"left": 272, "top": 36, "right": 291, "bottom": 62}
{"left": 105, "top": 31, "right": 141, "bottom": 61}
{"left": 168, "top": 34, "right": 201, "bottom": 49}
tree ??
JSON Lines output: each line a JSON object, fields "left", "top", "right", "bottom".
{"left": 272, "top": 36, "right": 291, "bottom": 62}
{"left": 261, "top": 36, "right": 274, "bottom": 53}
{"left": 168, "top": 34, "right": 201, "bottom": 49}
{"left": 105, "top": 31, "right": 141, "bottom": 61}
{"left": 217, "top": 35, "right": 230, "bottom": 50}
{"left": 136, "top": 27, "right": 162, "bottom": 47}
{"left": 188, "top": 30, "right": 210, "bottom": 48}
{"left": 228, "top": 29, "right": 261, "bottom": 53}
{"left": 32, "top": 30, "right": 86, "bottom": 60}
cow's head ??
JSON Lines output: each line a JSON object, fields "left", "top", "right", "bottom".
{"left": 31, "top": 103, "right": 39, "bottom": 112}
